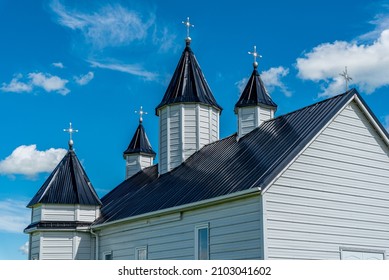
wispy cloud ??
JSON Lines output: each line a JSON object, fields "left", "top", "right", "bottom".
{"left": 90, "top": 60, "right": 157, "bottom": 80}
{"left": 261, "top": 66, "right": 291, "bottom": 97}
{"left": 0, "top": 145, "right": 66, "bottom": 177}
{"left": 296, "top": 12, "right": 389, "bottom": 97}
{"left": 74, "top": 71, "right": 94, "bottom": 85}
{"left": 235, "top": 77, "right": 248, "bottom": 94}
{"left": 0, "top": 199, "right": 30, "bottom": 233}
{"left": 50, "top": 0, "right": 155, "bottom": 49}
{"left": 52, "top": 62, "right": 64, "bottom": 68}
{"left": 359, "top": 8, "right": 389, "bottom": 41}
{"left": 1, "top": 72, "right": 70, "bottom": 95}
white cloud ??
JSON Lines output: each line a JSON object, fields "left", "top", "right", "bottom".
{"left": 261, "top": 67, "right": 291, "bottom": 97}
{"left": 296, "top": 29, "right": 389, "bottom": 97}
{"left": 74, "top": 71, "right": 94, "bottom": 85}
{"left": 28, "top": 72, "right": 70, "bottom": 95}
{"left": 90, "top": 60, "right": 157, "bottom": 80}
{"left": 1, "top": 74, "right": 32, "bottom": 93}
{"left": 50, "top": 0, "right": 155, "bottom": 49}
{"left": 19, "top": 242, "right": 29, "bottom": 255}
{"left": 0, "top": 199, "right": 30, "bottom": 233}
{"left": 235, "top": 77, "right": 248, "bottom": 94}
{"left": 52, "top": 62, "right": 64, "bottom": 68}
{"left": 1, "top": 72, "right": 70, "bottom": 95}
{"left": 0, "top": 145, "right": 66, "bottom": 177}
{"left": 235, "top": 66, "right": 290, "bottom": 97}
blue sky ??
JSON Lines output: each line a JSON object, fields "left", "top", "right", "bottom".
{"left": 1, "top": 0, "right": 389, "bottom": 259}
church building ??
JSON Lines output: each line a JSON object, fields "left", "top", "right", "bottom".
{"left": 25, "top": 20, "right": 389, "bottom": 260}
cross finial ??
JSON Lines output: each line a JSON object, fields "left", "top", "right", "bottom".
{"left": 182, "top": 17, "right": 194, "bottom": 44}
{"left": 340, "top": 66, "right": 352, "bottom": 91}
{"left": 135, "top": 106, "right": 147, "bottom": 123}
{"left": 248, "top": 45, "right": 262, "bottom": 69}
{"left": 63, "top": 122, "right": 78, "bottom": 150}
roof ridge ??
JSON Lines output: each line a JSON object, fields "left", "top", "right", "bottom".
{"left": 265, "top": 89, "right": 357, "bottom": 123}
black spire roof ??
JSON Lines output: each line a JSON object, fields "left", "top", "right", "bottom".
{"left": 123, "top": 122, "right": 156, "bottom": 157}
{"left": 27, "top": 149, "right": 102, "bottom": 207}
{"left": 235, "top": 66, "right": 277, "bottom": 112}
{"left": 155, "top": 42, "right": 222, "bottom": 115}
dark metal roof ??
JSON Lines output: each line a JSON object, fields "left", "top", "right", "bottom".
{"left": 123, "top": 122, "right": 156, "bottom": 157}
{"left": 155, "top": 42, "right": 222, "bottom": 115}
{"left": 24, "top": 221, "right": 92, "bottom": 231}
{"left": 27, "top": 150, "right": 102, "bottom": 207}
{"left": 95, "top": 90, "right": 357, "bottom": 225}
{"left": 235, "top": 67, "right": 277, "bottom": 111}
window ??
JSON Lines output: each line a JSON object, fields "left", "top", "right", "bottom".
{"left": 31, "top": 254, "right": 39, "bottom": 260}
{"left": 103, "top": 251, "right": 113, "bottom": 260}
{"left": 135, "top": 246, "right": 148, "bottom": 260}
{"left": 340, "top": 248, "right": 385, "bottom": 260}
{"left": 195, "top": 224, "right": 209, "bottom": 260}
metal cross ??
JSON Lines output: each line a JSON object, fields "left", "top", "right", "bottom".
{"left": 248, "top": 45, "right": 262, "bottom": 68}
{"left": 135, "top": 106, "right": 147, "bottom": 123}
{"left": 182, "top": 17, "right": 194, "bottom": 40}
{"left": 339, "top": 66, "right": 352, "bottom": 91}
{"left": 63, "top": 122, "right": 78, "bottom": 149}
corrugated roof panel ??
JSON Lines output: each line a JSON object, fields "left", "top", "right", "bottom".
{"left": 123, "top": 123, "right": 156, "bottom": 156}
{"left": 235, "top": 68, "right": 277, "bottom": 110}
{"left": 95, "top": 90, "right": 357, "bottom": 225}
{"left": 155, "top": 43, "right": 222, "bottom": 114}
{"left": 27, "top": 150, "right": 102, "bottom": 207}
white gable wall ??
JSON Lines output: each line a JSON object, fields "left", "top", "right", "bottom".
{"left": 263, "top": 101, "right": 389, "bottom": 259}
{"left": 96, "top": 194, "right": 263, "bottom": 260}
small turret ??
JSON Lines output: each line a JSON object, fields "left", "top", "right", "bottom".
{"left": 235, "top": 46, "right": 277, "bottom": 138}
{"left": 123, "top": 106, "right": 156, "bottom": 179}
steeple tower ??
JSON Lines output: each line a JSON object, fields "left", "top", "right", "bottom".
{"left": 24, "top": 123, "right": 101, "bottom": 260}
{"left": 235, "top": 46, "right": 277, "bottom": 138}
{"left": 123, "top": 106, "right": 156, "bottom": 179}
{"left": 156, "top": 18, "right": 222, "bottom": 174}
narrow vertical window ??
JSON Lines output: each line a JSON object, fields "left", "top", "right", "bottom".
{"left": 195, "top": 224, "right": 209, "bottom": 260}
{"left": 135, "top": 246, "right": 148, "bottom": 260}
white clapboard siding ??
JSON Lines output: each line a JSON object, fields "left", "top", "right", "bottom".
{"left": 159, "top": 104, "right": 220, "bottom": 174}
{"left": 237, "top": 106, "right": 275, "bottom": 138}
{"left": 260, "top": 107, "right": 272, "bottom": 124}
{"left": 40, "top": 232, "right": 92, "bottom": 260}
{"left": 263, "top": 101, "right": 389, "bottom": 260}
{"left": 125, "top": 154, "right": 154, "bottom": 179}
{"left": 32, "top": 206, "right": 42, "bottom": 223}
{"left": 42, "top": 205, "right": 75, "bottom": 221}
{"left": 98, "top": 195, "right": 262, "bottom": 260}
{"left": 30, "top": 233, "right": 40, "bottom": 259}
{"left": 41, "top": 232, "right": 73, "bottom": 260}
{"left": 78, "top": 205, "right": 100, "bottom": 222}
{"left": 75, "top": 233, "right": 92, "bottom": 260}
{"left": 39, "top": 204, "right": 99, "bottom": 222}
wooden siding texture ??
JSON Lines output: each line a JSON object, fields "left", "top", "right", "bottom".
{"left": 40, "top": 232, "right": 92, "bottom": 260}
{"left": 264, "top": 101, "right": 389, "bottom": 259}
{"left": 98, "top": 195, "right": 263, "bottom": 260}
{"left": 40, "top": 204, "right": 99, "bottom": 222}
{"left": 159, "top": 104, "right": 219, "bottom": 174}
